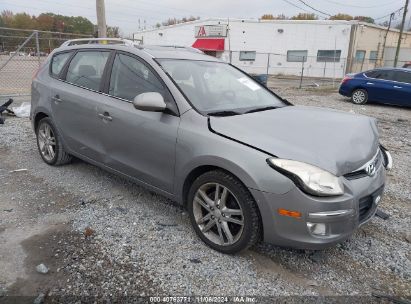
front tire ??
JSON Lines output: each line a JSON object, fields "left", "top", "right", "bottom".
{"left": 351, "top": 89, "right": 368, "bottom": 105}
{"left": 36, "top": 117, "right": 72, "bottom": 166}
{"left": 187, "top": 170, "right": 261, "bottom": 254}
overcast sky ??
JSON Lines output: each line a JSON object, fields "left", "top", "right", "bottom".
{"left": 1, "top": 0, "right": 410, "bottom": 36}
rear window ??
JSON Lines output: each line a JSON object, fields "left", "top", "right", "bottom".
{"left": 50, "top": 52, "right": 72, "bottom": 78}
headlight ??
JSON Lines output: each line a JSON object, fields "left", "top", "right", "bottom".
{"left": 267, "top": 158, "right": 344, "bottom": 196}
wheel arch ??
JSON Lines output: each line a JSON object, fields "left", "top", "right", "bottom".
{"left": 182, "top": 165, "right": 226, "bottom": 207}
{"left": 34, "top": 111, "right": 49, "bottom": 131}
{"left": 350, "top": 86, "right": 368, "bottom": 95}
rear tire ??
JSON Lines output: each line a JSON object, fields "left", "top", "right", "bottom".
{"left": 36, "top": 117, "right": 72, "bottom": 166}
{"left": 351, "top": 89, "right": 368, "bottom": 105}
{"left": 187, "top": 170, "right": 261, "bottom": 254}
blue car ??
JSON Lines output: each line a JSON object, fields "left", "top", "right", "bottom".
{"left": 339, "top": 68, "right": 411, "bottom": 107}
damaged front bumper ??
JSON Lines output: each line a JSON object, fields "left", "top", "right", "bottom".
{"left": 250, "top": 147, "right": 392, "bottom": 250}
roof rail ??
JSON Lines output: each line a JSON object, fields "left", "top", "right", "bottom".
{"left": 60, "top": 38, "right": 138, "bottom": 47}
{"left": 152, "top": 45, "right": 204, "bottom": 54}
{"left": 59, "top": 39, "right": 204, "bottom": 54}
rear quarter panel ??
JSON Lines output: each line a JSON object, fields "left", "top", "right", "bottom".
{"left": 31, "top": 56, "right": 53, "bottom": 129}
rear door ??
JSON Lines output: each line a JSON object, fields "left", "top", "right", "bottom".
{"left": 98, "top": 52, "right": 180, "bottom": 193}
{"left": 363, "top": 69, "right": 395, "bottom": 103}
{"left": 50, "top": 49, "right": 111, "bottom": 162}
{"left": 391, "top": 70, "right": 411, "bottom": 107}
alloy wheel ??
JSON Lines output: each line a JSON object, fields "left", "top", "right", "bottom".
{"left": 37, "top": 123, "right": 56, "bottom": 162}
{"left": 193, "top": 183, "right": 244, "bottom": 246}
{"left": 352, "top": 90, "right": 366, "bottom": 104}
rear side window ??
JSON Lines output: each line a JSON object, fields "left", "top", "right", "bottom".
{"left": 108, "top": 53, "right": 167, "bottom": 101}
{"left": 393, "top": 71, "right": 411, "bottom": 84}
{"left": 51, "top": 52, "right": 72, "bottom": 78}
{"left": 364, "top": 70, "right": 378, "bottom": 78}
{"left": 66, "top": 51, "right": 110, "bottom": 91}
{"left": 366, "top": 70, "right": 393, "bottom": 81}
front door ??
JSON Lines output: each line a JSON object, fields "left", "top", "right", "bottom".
{"left": 98, "top": 52, "right": 179, "bottom": 193}
{"left": 391, "top": 70, "right": 411, "bottom": 107}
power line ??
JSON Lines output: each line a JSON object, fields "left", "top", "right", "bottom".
{"left": 374, "top": 7, "right": 404, "bottom": 21}
{"left": 280, "top": 0, "right": 320, "bottom": 15}
{"left": 295, "top": 0, "right": 333, "bottom": 16}
{"left": 318, "top": 0, "right": 403, "bottom": 9}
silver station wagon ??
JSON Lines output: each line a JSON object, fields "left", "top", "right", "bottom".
{"left": 31, "top": 38, "right": 392, "bottom": 253}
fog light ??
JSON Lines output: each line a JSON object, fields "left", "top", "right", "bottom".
{"left": 307, "top": 222, "right": 328, "bottom": 236}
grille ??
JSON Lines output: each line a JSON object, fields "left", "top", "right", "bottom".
{"left": 359, "top": 196, "right": 373, "bottom": 222}
{"left": 358, "top": 186, "right": 384, "bottom": 223}
{"left": 344, "top": 150, "right": 382, "bottom": 180}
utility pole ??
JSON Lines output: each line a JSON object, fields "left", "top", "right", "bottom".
{"left": 394, "top": 0, "right": 409, "bottom": 67}
{"left": 96, "top": 0, "right": 107, "bottom": 38}
{"left": 380, "top": 13, "right": 394, "bottom": 67}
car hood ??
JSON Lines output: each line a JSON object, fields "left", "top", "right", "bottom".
{"left": 209, "top": 106, "right": 379, "bottom": 176}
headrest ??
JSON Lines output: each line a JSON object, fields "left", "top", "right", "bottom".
{"left": 78, "top": 65, "right": 96, "bottom": 77}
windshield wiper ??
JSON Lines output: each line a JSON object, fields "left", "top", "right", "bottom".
{"left": 207, "top": 110, "right": 242, "bottom": 117}
{"left": 244, "top": 106, "right": 278, "bottom": 114}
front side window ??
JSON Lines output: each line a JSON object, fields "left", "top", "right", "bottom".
{"left": 239, "top": 51, "right": 256, "bottom": 61}
{"left": 317, "top": 50, "right": 341, "bottom": 62}
{"left": 66, "top": 51, "right": 110, "bottom": 91}
{"left": 393, "top": 71, "right": 411, "bottom": 84}
{"left": 51, "top": 52, "right": 72, "bottom": 78}
{"left": 158, "top": 59, "right": 285, "bottom": 114}
{"left": 287, "top": 50, "right": 308, "bottom": 62}
{"left": 109, "top": 54, "right": 166, "bottom": 101}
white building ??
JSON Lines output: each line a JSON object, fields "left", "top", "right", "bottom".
{"left": 133, "top": 18, "right": 411, "bottom": 78}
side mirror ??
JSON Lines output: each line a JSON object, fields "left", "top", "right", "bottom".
{"left": 132, "top": 92, "right": 166, "bottom": 112}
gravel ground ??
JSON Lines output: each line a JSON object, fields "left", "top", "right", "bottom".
{"left": 0, "top": 91, "right": 410, "bottom": 302}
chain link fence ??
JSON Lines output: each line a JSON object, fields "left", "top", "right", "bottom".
{"left": 228, "top": 51, "right": 410, "bottom": 89}
{"left": 228, "top": 51, "right": 348, "bottom": 88}
{"left": 1, "top": 30, "right": 410, "bottom": 97}
{"left": 0, "top": 28, "right": 92, "bottom": 98}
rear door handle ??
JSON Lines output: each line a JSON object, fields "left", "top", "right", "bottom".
{"left": 98, "top": 112, "right": 113, "bottom": 121}
{"left": 393, "top": 86, "right": 402, "bottom": 89}
{"left": 52, "top": 95, "right": 62, "bottom": 103}
{"left": 366, "top": 82, "right": 374, "bottom": 85}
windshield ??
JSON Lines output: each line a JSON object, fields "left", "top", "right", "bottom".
{"left": 158, "top": 59, "right": 285, "bottom": 114}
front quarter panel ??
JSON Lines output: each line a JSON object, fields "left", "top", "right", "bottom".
{"left": 174, "top": 110, "right": 294, "bottom": 203}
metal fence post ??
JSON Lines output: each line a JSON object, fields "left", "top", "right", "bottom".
{"left": 299, "top": 56, "right": 305, "bottom": 89}
{"left": 35, "top": 31, "right": 41, "bottom": 67}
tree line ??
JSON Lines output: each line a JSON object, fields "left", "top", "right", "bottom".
{"left": 261, "top": 13, "right": 375, "bottom": 24}
{"left": 0, "top": 10, "right": 121, "bottom": 53}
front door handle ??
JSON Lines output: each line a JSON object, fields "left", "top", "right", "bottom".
{"left": 366, "top": 82, "right": 374, "bottom": 85}
{"left": 393, "top": 86, "right": 402, "bottom": 89}
{"left": 52, "top": 95, "right": 62, "bottom": 103}
{"left": 98, "top": 112, "right": 113, "bottom": 121}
